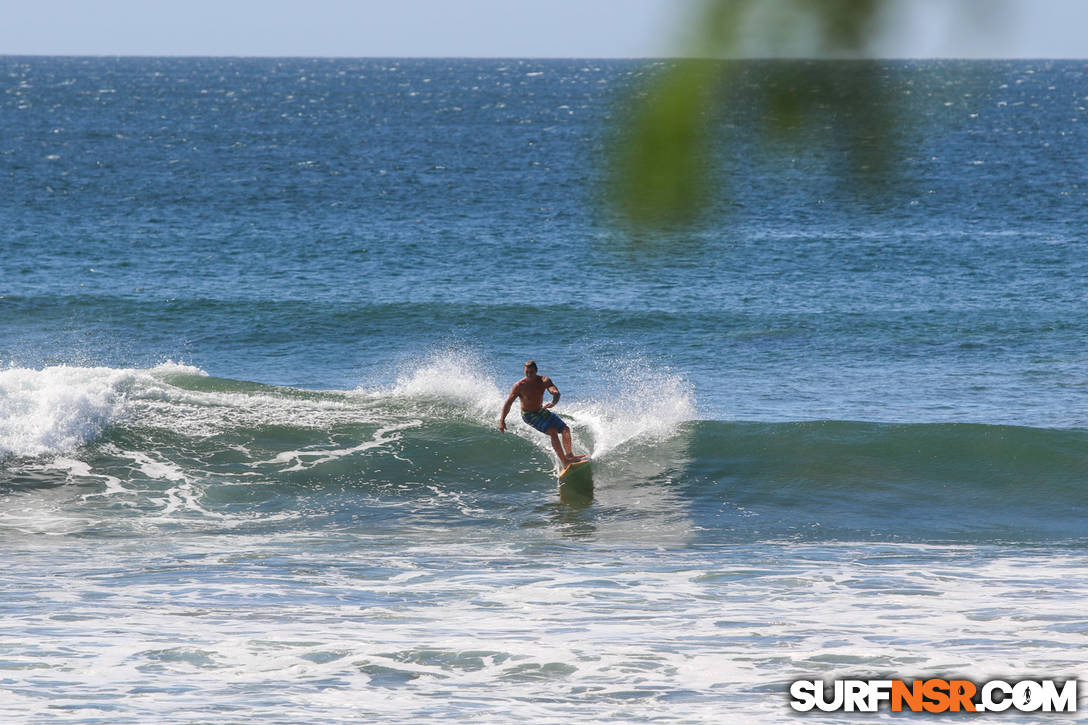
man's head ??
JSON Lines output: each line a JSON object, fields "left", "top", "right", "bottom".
{"left": 524, "top": 360, "right": 538, "bottom": 376}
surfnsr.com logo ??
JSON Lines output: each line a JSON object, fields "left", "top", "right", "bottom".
{"left": 789, "top": 679, "right": 1078, "bottom": 713}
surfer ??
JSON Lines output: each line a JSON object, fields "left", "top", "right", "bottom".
{"left": 499, "top": 360, "right": 585, "bottom": 466}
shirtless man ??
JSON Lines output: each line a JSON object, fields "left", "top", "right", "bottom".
{"left": 498, "top": 360, "right": 585, "bottom": 466}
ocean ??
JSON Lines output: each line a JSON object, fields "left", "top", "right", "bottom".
{"left": 2, "top": 57, "right": 1087, "bottom": 722}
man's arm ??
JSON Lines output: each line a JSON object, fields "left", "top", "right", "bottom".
{"left": 499, "top": 384, "right": 519, "bottom": 432}
{"left": 542, "top": 377, "right": 560, "bottom": 409}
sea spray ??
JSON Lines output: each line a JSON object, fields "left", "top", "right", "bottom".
{"left": 386, "top": 348, "right": 505, "bottom": 422}
{"left": 569, "top": 355, "right": 697, "bottom": 458}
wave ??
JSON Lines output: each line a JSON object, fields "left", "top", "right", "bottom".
{"left": 3, "top": 357, "right": 1084, "bottom": 488}
{"left": 2, "top": 357, "right": 1085, "bottom": 543}
{"left": 670, "top": 419, "right": 1088, "bottom": 544}
{"left": 688, "top": 418, "right": 1088, "bottom": 493}
{"left": 0, "top": 352, "right": 696, "bottom": 465}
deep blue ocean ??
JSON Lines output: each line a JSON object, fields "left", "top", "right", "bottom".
{"left": 2, "top": 57, "right": 1087, "bottom": 722}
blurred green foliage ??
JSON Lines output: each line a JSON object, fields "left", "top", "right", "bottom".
{"left": 609, "top": 0, "right": 890, "bottom": 228}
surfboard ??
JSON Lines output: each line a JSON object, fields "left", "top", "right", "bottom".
{"left": 558, "top": 458, "right": 592, "bottom": 484}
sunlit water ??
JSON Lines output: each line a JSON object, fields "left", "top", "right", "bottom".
{"left": 2, "top": 58, "right": 1087, "bottom": 722}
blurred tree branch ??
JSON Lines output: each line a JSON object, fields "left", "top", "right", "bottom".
{"left": 608, "top": 0, "right": 893, "bottom": 229}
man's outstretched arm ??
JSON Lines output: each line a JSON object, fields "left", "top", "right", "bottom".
{"left": 499, "top": 386, "right": 519, "bottom": 432}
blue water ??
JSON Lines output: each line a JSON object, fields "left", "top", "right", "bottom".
{"left": 2, "top": 57, "right": 1087, "bottom": 722}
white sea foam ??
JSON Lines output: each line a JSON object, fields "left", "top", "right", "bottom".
{"left": 3, "top": 538, "right": 1085, "bottom": 723}
{"left": 51, "top": 456, "right": 127, "bottom": 497}
{"left": 0, "top": 365, "right": 132, "bottom": 458}
{"left": 0, "top": 362, "right": 389, "bottom": 461}
{"left": 257, "top": 420, "right": 421, "bottom": 472}
{"left": 0, "top": 363, "right": 206, "bottom": 459}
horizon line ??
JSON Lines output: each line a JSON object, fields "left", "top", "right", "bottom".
{"left": 3, "top": 53, "right": 1084, "bottom": 61}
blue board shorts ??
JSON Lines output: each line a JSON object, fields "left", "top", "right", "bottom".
{"left": 521, "top": 408, "right": 567, "bottom": 434}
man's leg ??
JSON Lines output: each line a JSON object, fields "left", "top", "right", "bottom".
{"left": 547, "top": 428, "right": 568, "bottom": 465}
{"left": 560, "top": 427, "right": 587, "bottom": 460}
{"left": 561, "top": 427, "right": 575, "bottom": 458}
